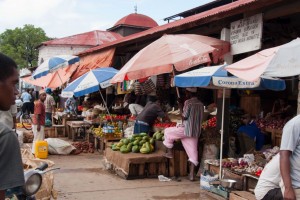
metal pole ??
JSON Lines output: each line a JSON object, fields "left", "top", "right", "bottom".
{"left": 98, "top": 87, "right": 113, "bottom": 124}
{"left": 172, "top": 65, "right": 184, "bottom": 123}
{"left": 57, "top": 72, "right": 64, "bottom": 88}
{"left": 219, "top": 88, "right": 225, "bottom": 179}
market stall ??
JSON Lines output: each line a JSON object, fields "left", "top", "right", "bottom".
{"left": 202, "top": 146, "right": 280, "bottom": 198}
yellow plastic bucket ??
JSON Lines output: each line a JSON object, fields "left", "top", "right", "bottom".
{"left": 34, "top": 140, "right": 48, "bottom": 159}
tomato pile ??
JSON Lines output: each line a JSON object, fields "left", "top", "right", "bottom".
{"left": 153, "top": 122, "right": 177, "bottom": 128}
{"left": 202, "top": 116, "right": 217, "bottom": 129}
{"left": 100, "top": 114, "right": 128, "bottom": 121}
{"left": 255, "top": 118, "right": 285, "bottom": 130}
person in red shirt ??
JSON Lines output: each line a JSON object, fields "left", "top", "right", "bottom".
{"left": 31, "top": 90, "right": 46, "bottom": 154}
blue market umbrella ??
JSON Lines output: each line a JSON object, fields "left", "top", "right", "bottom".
{"left": 33, "top": 55, "right": 80, "bottom": 79}
{"left": 174, "top": 64, "right": 286, "bottom": 177}
{"left": 62, "top": 67, "right": 119, "bottom": 97}
{"left": 62, "top": 67, "right": 119, "bottom": 118}
{"left": 174, "top": 65, "right": 286, "bottom": 91}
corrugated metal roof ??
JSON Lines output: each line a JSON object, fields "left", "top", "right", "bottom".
{"left": 41, "top": 30, "right": 123, "bottom": 46}
{"left": 79, "top": 0, "right": 270, "bottom": 55}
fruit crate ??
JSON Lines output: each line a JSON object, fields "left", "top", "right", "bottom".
{"left": 127, "top": 161, "right": 168, "bottom": 179}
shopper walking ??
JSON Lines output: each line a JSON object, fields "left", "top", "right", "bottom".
{"left": 21, "top": 88, "right": 32, "bottom": 114}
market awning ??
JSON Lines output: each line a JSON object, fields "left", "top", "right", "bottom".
{"left": 22, "top": 64, "right": 78, "bottom": 88}
{"left": 71, "top": 48, "right": 116, "bottom": 81}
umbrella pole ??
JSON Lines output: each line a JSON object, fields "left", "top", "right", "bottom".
{"left": 98, "top": 88, "right": 113, "bottom": 124}
{"left": 172, "top": 66, "right": 180, "bottom": 98}
{"left": 219, "top": 88, "right": 225, "bottom": 178}
{"left": 57, "top": 72, "right": 64, "bottom": 88}
{"left": 172, "top": 66, "right": 184, "bottom": 123}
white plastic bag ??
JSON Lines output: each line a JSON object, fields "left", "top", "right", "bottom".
{"left": 45, "top": 138, "right": 76, "bottom": 155}
{"left": 200, "top": 172, "right": 218, "bottom": 191}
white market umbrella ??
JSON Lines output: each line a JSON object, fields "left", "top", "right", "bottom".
{"left": 174, "top": 64, "right": 286, "bottom": 177}
{"left": 225, "top": 38, "right": 300, "bottom": 81}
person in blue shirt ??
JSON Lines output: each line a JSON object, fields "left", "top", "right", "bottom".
{"left": 20, "top": 88, "right": 32, "bottom": 114}
{"left": 238, "top": 113, "right": 265, "bottom": 151}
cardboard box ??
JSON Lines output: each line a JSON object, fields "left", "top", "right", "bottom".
{"left": 229, "top": 191, "right": 256, "bottom": 200}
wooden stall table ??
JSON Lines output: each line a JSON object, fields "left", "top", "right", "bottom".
{"left": 52, "top": 112, "right": 85, "bottom": 137}
{"left": 242, "top": 174, "right": 259, "bottom": 193}
{"left": 66, "top": 121, "right": 91, "bottom": 141}
{"left": 206, "top": 162, "right": 258, "bottom": 192}
{"left": 264, "top": 128, "right": 283, "bottom": 146}
{"left": 94, "top": 134, "right": 122, "bottom": 153}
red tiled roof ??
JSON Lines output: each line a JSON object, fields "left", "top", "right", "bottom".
{"left": 79, "top": 0, "right": 277, "bottom": 55}
{"left": 41, "top": 30, "right": 123, "bottom": 46}
{"left": 113, "top": 13, "right": 158, "bottom": 28}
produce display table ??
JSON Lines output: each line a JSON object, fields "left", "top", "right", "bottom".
{"left": 53, "top": 112, "right": 84, "bottom": 137}
{"left": 94, "top": 134, "right": 122, "bottom": 152}
{"left": 206, "top": 163, "right": 258, "bottom": 192}
{"left": 104, "top": 147, "right": 168, "bottom": 179}
{"left": 66, "top": 121, "right": 91, "bottom": 141}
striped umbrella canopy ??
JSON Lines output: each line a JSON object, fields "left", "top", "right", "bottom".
{"left": 62, "top": 67, "right": 119, "bottom": 97}
{"left": 33, "top": 55, "right": 80, "bottom": 79}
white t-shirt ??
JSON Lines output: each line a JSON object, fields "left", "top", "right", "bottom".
{"left": 280, "top": 115, "right": 300, "bottom": 188}
{"left": 254, "top": 154, "right": 281, "bottom": 200}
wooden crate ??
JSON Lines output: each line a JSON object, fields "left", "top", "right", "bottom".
{"left": 94, "top": 136, "right": 121, "bottom": 152}
{"left": 127, "top": 161, "right": 168, "bottom": 179}
{"left": 168, "top": 148, "right": 188, "bottom": 177}
{"left": 240, "top": 95, "right": 260, "bottom": 117}
{"left": 223, "top": 169, "right": 244, "bottom": 190}
{"left": 229, "top": 191, "right": 256, "bottom": 200}
{"left": 44, "top": 127, "right": 55, "bottom": 138}
{"left": 127, "top": 163, "right": 146, "bottom": 179}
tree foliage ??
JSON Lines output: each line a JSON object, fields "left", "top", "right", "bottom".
{"left": 0, "top": 24, "right": 50, "bottom": 68}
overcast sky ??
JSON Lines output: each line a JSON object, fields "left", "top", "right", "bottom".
{"left": 0, "top": 0, "right": 212, "bottom": 38}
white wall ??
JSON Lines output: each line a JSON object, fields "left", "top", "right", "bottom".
{"left": 38, "top": 45, "right": 92, "bottom": 65}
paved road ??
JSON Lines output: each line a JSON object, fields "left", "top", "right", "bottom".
{"left": 49, "top": 151, "right": 220, "bottom": 200}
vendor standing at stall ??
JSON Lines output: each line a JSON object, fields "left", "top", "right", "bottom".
{"left": 237, "top": 113, "right": 265, "bottom": 152}
{"left": 31, "top": 90, "right": 46, "bottom": 155}
{"left": 133, "top": 96, "right": 168, "bottom": 134}
{"left": 163, "top": 87, "right": 204, "bottom": 181}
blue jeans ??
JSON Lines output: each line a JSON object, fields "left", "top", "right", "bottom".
{"left": 133, "top": 122, "right": 150, "bottom": 134}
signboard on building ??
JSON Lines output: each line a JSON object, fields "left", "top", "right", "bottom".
{"left": 230, "top": 13, "right": 263, "bottom": 55}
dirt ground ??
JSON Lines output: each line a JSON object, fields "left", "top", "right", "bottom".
{"left": 48, "top": 143, "right": 221, "bottom": 200}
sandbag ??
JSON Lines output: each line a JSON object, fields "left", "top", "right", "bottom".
{"left": 45, "top": 138, "right": 76, "bottom": 155}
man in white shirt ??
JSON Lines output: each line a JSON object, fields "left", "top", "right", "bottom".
{"left": 254, "top": 154, "right": 283, "bottom": 200}
{"left": 280, "top": 115, "right": 300, "bottom": 200}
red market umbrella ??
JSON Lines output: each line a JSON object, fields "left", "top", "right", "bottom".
{"left": 110, "top": 34, "right": 230, "bottom": 83}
